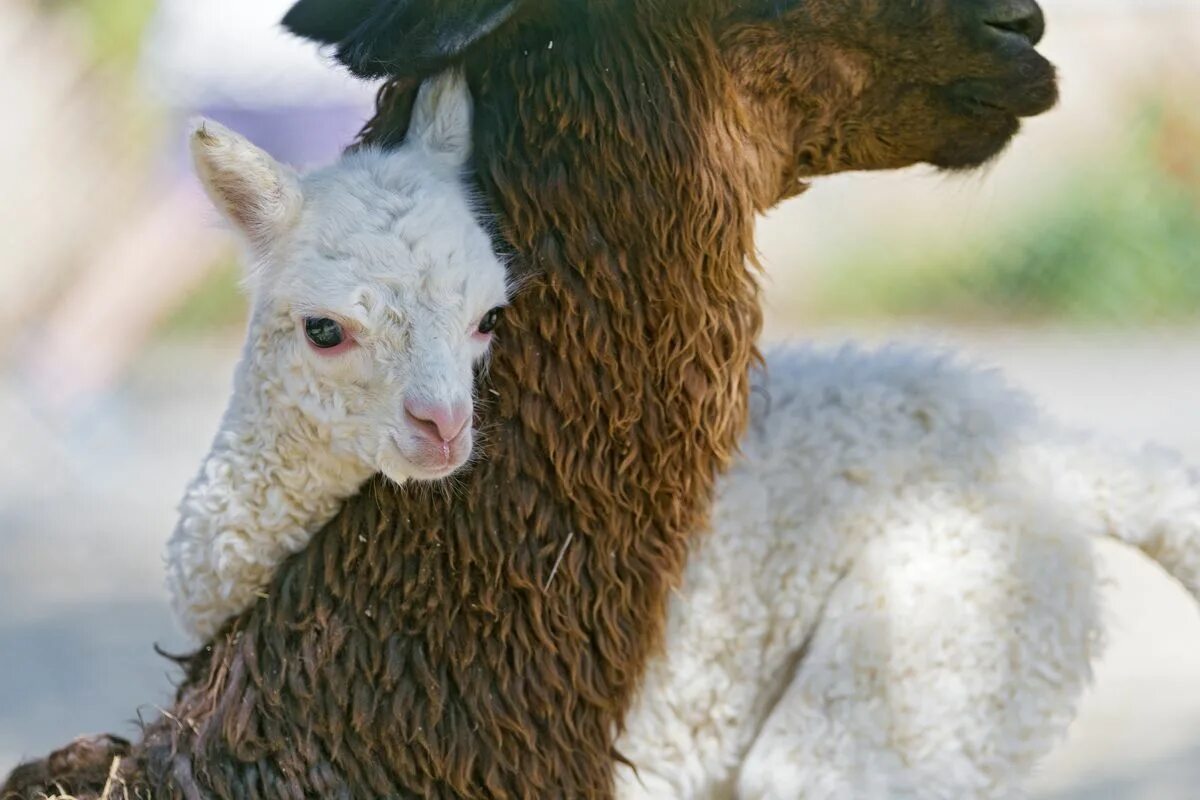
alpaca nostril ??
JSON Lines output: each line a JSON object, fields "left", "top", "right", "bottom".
{"left": 404, "top": 408, "right": 443, "bottom": 442}
{"left": 404, "top": 400, "right": 470, "bottom": 442}
{"left": 982, "top": 0, "right": 1046, "bottom": 46}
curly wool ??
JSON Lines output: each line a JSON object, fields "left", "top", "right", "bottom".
{"left": 165, "top": 324, "right": 376, "bottom": 639}
{"left": 616, "top": 343, "right": 1200, "bottom": 800}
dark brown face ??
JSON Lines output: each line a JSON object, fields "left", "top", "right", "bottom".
{"left": 720, "top": 0, "right": 1058, "bottom": 182}
{"left": 284, "top": 0, "right": 1057, "bottom": 188}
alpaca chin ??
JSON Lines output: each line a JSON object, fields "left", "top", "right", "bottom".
{"left": 384, "top": 429, "right": 473, "bottom": 482}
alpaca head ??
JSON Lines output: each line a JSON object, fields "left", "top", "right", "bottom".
{"left": 191, "top": 71, "right": 508, "bottom": 481}
{"left": 283, "top": 0, "right": 1058, "bottom": 191}
{"left": 719, "top": 0, "right": 1059, "bottom": 179}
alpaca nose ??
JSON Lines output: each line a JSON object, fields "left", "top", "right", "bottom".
{"left": 979, "top": 0, "right": 1045, "bottom": 46}
{"left": 404, "top": 399, "right": 470, "bottom": 442}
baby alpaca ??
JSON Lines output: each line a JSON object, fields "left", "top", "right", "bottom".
{"left": 616, "top": 344, "right": 1200, "bottom": 799}
{"left": 166, "top": 71, "right": 509, "bottom": 639}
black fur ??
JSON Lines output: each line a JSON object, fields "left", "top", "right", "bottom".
{"left": 281, "top": 0, "right": 374, "bottom": 44}
{"left": 283, "top": 0, "right": 528, "bottom": 79}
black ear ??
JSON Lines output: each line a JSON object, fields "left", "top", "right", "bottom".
{"left": 282, "top": 0, "right": 375, "bottom": 45}
{"left": 283, "top": 0, "right": 525, "bottom": 80}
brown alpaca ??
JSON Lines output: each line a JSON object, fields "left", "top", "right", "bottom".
{"left": 2, "top": 1, "right": 1056, "bottom": 797}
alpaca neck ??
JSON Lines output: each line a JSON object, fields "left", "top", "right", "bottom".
{"left": 211, "top": 325, "right": 371, "bottom": 526}
{"left": 147, "top": 12, "right": 763, "bottom": 798}
{"left": 166, "top": 318, "right": 372, "bottom": 639}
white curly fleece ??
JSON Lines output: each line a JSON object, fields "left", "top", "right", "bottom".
{"left": 165, "top": 71, "right": 508, "bottom": 639}
{"left": 614, "top": 343, "right": 1200, "bottom": 800}
{"left": 166, "top": 327, "right": 378, "bottom": 639}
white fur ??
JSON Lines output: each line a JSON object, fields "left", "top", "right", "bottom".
{"left": 615, "top": 343, "right": 1200, "bottom": 799}
{"left": 165, "top": 71, "right": 510, "bottom": 639}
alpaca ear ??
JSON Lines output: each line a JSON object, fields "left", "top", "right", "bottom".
{"left": 408, "top": 70, "right": 473, "bottom": 167}
{"left": 189, "top": 119, "right": 303, "bottom": 253}
{"left": 280, "top": 0, "right": 373, "bottom": 45}
{"left": 282, "top": 0, "right": 525, "bottom": 80}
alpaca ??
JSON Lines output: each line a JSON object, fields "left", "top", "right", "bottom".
{"left": 173, "top": 121, "right": 1200, "bottom": 797}
{"left": 159, "top": 69, "right": 1185, "bottom": 796}
{"left": 164, "top": 71, "right": 1197, "bottom": 797}
{"left": 3, "top": 0, "right": 1060, "bottom": 795}
{"left": 172, "top": 106, "right": 1200, "bottom": 793}
{"left": 168, "top": 70, "right": 509, "bottom": 639}
{"left": 613, "top": 344, "right": 1200, "bottom": 799}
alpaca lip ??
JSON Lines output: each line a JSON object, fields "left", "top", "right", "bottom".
{"left": 954, "top": 16, "right": 1059, "bottom": 119}
{"left": 982, "top": 12, "right": 1046, "bottom": 50}
{"left": 949, "top": 68, "right": 1058, "bottom": 119}
{"left": 985, "top": 23, "right": 1041, "bottom": 50}
{"left": 392, "top": 427, "right": 472, "bottom": 479}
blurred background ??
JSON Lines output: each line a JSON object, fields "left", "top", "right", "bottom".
{"left": 0, "top": 0, "right": 1196, "bottom": 796}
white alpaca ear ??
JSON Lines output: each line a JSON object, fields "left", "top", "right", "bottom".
{"left": 189, "top": 119, "right": 303, "bottom": 252}
{"left": 408, "top": 69, "right": 473, "bottom": 167}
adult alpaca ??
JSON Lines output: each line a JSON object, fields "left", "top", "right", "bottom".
{"left": 2, "top": 1, "right": 1058, "bottom": 797}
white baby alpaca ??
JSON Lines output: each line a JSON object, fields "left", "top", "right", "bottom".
{"left": 166, "top": 72, "right": 509, "bottom": 639}
{"left": 615, "top": 344, "right": 1200, "bottom": 800}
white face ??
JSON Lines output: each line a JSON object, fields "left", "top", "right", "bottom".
{"left": 264, "top": 160, "right": 508, "bottom": 480}
{"left": 193, "top": 71, "right": 508, "bottom": 482}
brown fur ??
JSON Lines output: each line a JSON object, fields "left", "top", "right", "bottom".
{"left": 4, "top": 1, "right": 1056, "bottom": 797}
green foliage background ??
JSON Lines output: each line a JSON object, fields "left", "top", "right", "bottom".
{"left": 794, "top": 107, "right": 1200, "bottom": 325}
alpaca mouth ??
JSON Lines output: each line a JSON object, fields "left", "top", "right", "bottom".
{"left": 389, "top": 428, "right": 473, "bottom": 481}
{"left": 952, "top": 15, "right": 1060, "bottom": 121}
{"left": 927, "top": 33, "right": 1056, "bottom": 171}
{"left": 982, "top": 5, "right": 1046, "bottom": 50}
{"left": 948, "top": 69, "right": 1059, "bottom": 119}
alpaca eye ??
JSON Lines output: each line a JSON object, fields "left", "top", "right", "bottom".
{"left": 304, "top": 317, "right": 345, "bottom": 349}
{"left": 477, "top": 307, "right": 504, "bottom": 335}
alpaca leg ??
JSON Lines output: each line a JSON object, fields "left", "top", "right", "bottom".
{"left": 736, "top": 507, "right": 1103, "bottom": 800}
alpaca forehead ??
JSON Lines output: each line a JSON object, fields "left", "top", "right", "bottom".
{"left": 303, "top": 145, "right": 475, "bottom": 238}
{"left": 280, "top": 233, "right": 506, "bottom": 316}
{"left": 293, "top": 165, "right": 504, "bottom": 297}
{"left": 275, "top": 209, "right": 505, "bottom": 322}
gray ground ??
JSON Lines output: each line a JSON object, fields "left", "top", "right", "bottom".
{"left": 1, "top": 328, "right": 1198, "bottom": 796}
